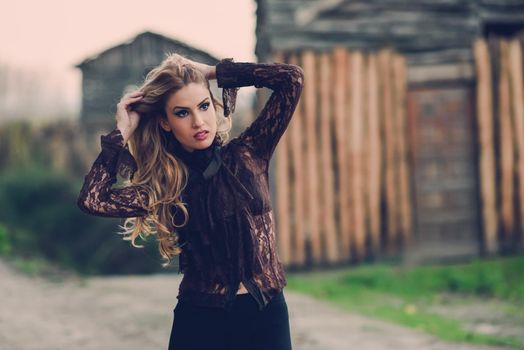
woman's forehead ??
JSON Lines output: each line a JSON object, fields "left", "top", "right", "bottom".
{"left": 166, "top": 83, "right": 210, "bottom": 109}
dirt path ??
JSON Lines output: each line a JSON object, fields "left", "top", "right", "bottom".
{"left": 0, "top": 260, "right": 512, "bottom": 350}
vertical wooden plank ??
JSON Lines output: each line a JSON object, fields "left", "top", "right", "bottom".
{"left": 509, "top": 38, "right": 524, "bottom": 245}
{"left": 333, "top": 47, "right": 352, "bottom": 261}
{"left": 360, "top": 54, "right": 370, "bottom": 258}
{"left": 302, "top": 50, "right": 322, "bottom": 264}
{"left": 349, "top": 51, "right": 366, "bottom": 260}
{"left": 379, "top": 49, "right": 399, "bottom": 248}
{"left": 288, "top": 53, "right": 306, "bottom": 266}
{"left": 361, "top": 54, "right": 371, "bottom": 259}
{"left": 474, "top": 38, "right": 499, "bottom": 255}
{"left": 273, "top": 51, "right": 292, "bottom": 265}
{"left": 498, "top": 40, "right": 515, "bottom": 243}
{"left": 393, "top": 54, "right": 413, "bottom": 245}
{"left": 319, "top": 52, "right": 339, "bottom": 263}
{"left": 366, "top": 52, "right": 382, "bottom": 255}
{"left": 346, "top": 53, "right": 355, "bottom": 258}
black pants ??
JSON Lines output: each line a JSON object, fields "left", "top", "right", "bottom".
{"left": 168, "top": 290, "right": 292, "bottom": 350}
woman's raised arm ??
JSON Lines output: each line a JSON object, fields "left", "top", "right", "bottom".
{"left": 216, "top": 59, "right": 304, "bottom": 163}
{"left": 77, "top": 127, "right": 150, "bottom": 218}
{"left": 77, "top": 90, "right": 150, "bottom": 218}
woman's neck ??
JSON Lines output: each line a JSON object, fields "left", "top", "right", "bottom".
{"left": 171, "top": 137, "right": 221, "bottom": 174}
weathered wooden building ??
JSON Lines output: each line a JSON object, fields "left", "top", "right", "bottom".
{"left": 76, "top": 31, "right": 220, "bottom": 130}
{"left": 255, "top": 0, "right": 524, "bottom": 266}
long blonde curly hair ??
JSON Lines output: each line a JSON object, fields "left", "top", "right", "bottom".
{"left": 119, "top": 53, "right": 231, "bottom": 267}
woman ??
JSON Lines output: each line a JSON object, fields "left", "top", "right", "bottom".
{"left": 77, "top": 53, "right": 304, "bottom": 349}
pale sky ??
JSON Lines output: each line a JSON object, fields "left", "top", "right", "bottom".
{"left": 1, "top": 0, "right": 257, "bottom": 119}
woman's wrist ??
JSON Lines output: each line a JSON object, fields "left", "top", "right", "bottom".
{"left": 206, "top": 65, "right": 216, "bottom": 80}
{"left": 186, "top": 60, "right": 216, "bottom": 80}
{"left": 116, "top": 124, "right": 132, "bottom": 145}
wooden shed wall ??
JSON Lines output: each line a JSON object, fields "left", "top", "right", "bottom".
{"left": 256, "top": 1, "right": 524, "bottom": 266}
{"left": 77, "top": 32, "right": 219, "bottom": 129}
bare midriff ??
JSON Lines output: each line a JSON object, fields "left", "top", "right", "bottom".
{"left": 236, "top": 282, "right": 249, "bottom": 294}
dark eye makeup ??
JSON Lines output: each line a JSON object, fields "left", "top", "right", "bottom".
{"left": 175, "top": 110, "right": 189, "bottom": 117}
{"left": 173, "top": 99, "right": 210, "bottom": 118}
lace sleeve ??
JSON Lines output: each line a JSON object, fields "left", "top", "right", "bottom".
{"left": 216, "top": 59, "right": 304, "bottom": 163}
{"left": 77, "top": 128, "right": 150, "bottom": 218}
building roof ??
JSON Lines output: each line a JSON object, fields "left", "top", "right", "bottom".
{"left": 76, "top": 30, "right": 220, "bottom": 69}
{"left": 255, "top": 0, "right": 524, "bottom": 63}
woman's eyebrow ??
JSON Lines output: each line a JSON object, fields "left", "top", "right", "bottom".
{"left": 173, "top": 97, "right": 210, "bottom": 110}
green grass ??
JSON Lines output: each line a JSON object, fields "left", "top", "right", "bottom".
{"left": 286, "top": 255, "right": 524, "bottom": 349}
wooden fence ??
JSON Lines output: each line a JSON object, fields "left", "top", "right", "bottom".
{"left": 474, "top": 35, "right": 524, "bottom": 254}
{"left": 272, "top": 48, "right": 413, "bottom": 267}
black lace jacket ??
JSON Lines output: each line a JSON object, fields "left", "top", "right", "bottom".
{"left": 77, "top": 60, "right": 304, "bottom": 311}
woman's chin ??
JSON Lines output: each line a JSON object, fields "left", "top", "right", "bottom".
{"left": 189, "top": 139, "right": 214, "bottom": 151}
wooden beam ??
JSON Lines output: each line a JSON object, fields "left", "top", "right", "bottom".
{"left": 366, "top": 52, "right": 382, "bottom": 255}
{"left": 302, "top": 50, "right": 322, "bottom": 264}
{"left": 349, "top": 51, "right": 366, "bottom": 260}
{"left": 393, "top": 54, "right": 413, "bottom": 246}
{"left": 319, "top": 52, "right": 339, "bottom": 264}
{"left": 333, "top": 47, "right": 352, "bottom": 261}
{"left": 379, "top": 49, "right": 399, "bottom": 248}
{"left": 473, "top": 38, "right": 499, "bottom": 255}
{"left": 509, "top": 37, "right": 524, "bottom": 246}
{"left": 498, "top": 40, "right": 515, "bottom": 243}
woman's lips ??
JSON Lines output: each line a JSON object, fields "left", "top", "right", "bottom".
{"left": 194, "top": 130, "right": 208, "bottom": 140}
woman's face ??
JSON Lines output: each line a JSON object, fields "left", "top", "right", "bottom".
{"left": 160, "top": 82, "right": 218, "bottom": 152}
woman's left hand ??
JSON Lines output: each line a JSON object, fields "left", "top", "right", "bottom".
{"left": 193, "top": 61, "right": 216, "bottom": 80}
{"left": 175, "top": 55, "right": 216, "bottom": 80}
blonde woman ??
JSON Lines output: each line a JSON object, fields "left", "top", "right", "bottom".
{"left": 77, "top": 53, "right": 303, "bottom": 349}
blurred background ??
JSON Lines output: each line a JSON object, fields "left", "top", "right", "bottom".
{"left": 1, "top": 0, "right": 524, "bottom": 349}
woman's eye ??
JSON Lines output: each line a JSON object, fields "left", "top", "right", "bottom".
{"left": 175, "top": 110, "right": 188, "bottom": 117}
{"left": 200, "top": 102, "right": 210, "bottom": 111}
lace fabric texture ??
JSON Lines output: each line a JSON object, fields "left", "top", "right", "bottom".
{"left": 77, "top": 130, "right": 149, "bottom": 218}
{"left": 77, "top": 60, "right": 304, "bottom": 310}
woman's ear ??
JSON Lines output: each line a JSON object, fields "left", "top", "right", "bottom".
{"left": 159, "top": 118, "right": 171, "bottom": 132}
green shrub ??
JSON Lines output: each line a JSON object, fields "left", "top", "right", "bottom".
{"left": 0, "top": 223, "right": 11, "bottom": 256}
{"left": 0, "top": 167, "right": 170, "bottom": 275}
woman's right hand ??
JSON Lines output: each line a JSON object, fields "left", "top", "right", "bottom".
{"left": 115, "top": 90, "right": 143, "bottom": 143}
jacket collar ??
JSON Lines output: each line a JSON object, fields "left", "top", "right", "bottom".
{"left": 167, "top": 132, "right": 223, "bottom": 181}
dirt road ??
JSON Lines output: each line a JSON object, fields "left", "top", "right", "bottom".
{"left": 0, "top": 260, "right": 511, "bottom": 350}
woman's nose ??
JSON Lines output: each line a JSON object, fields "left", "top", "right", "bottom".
{"left": 192, "top": 113, "right": 204, "bottom": 128}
